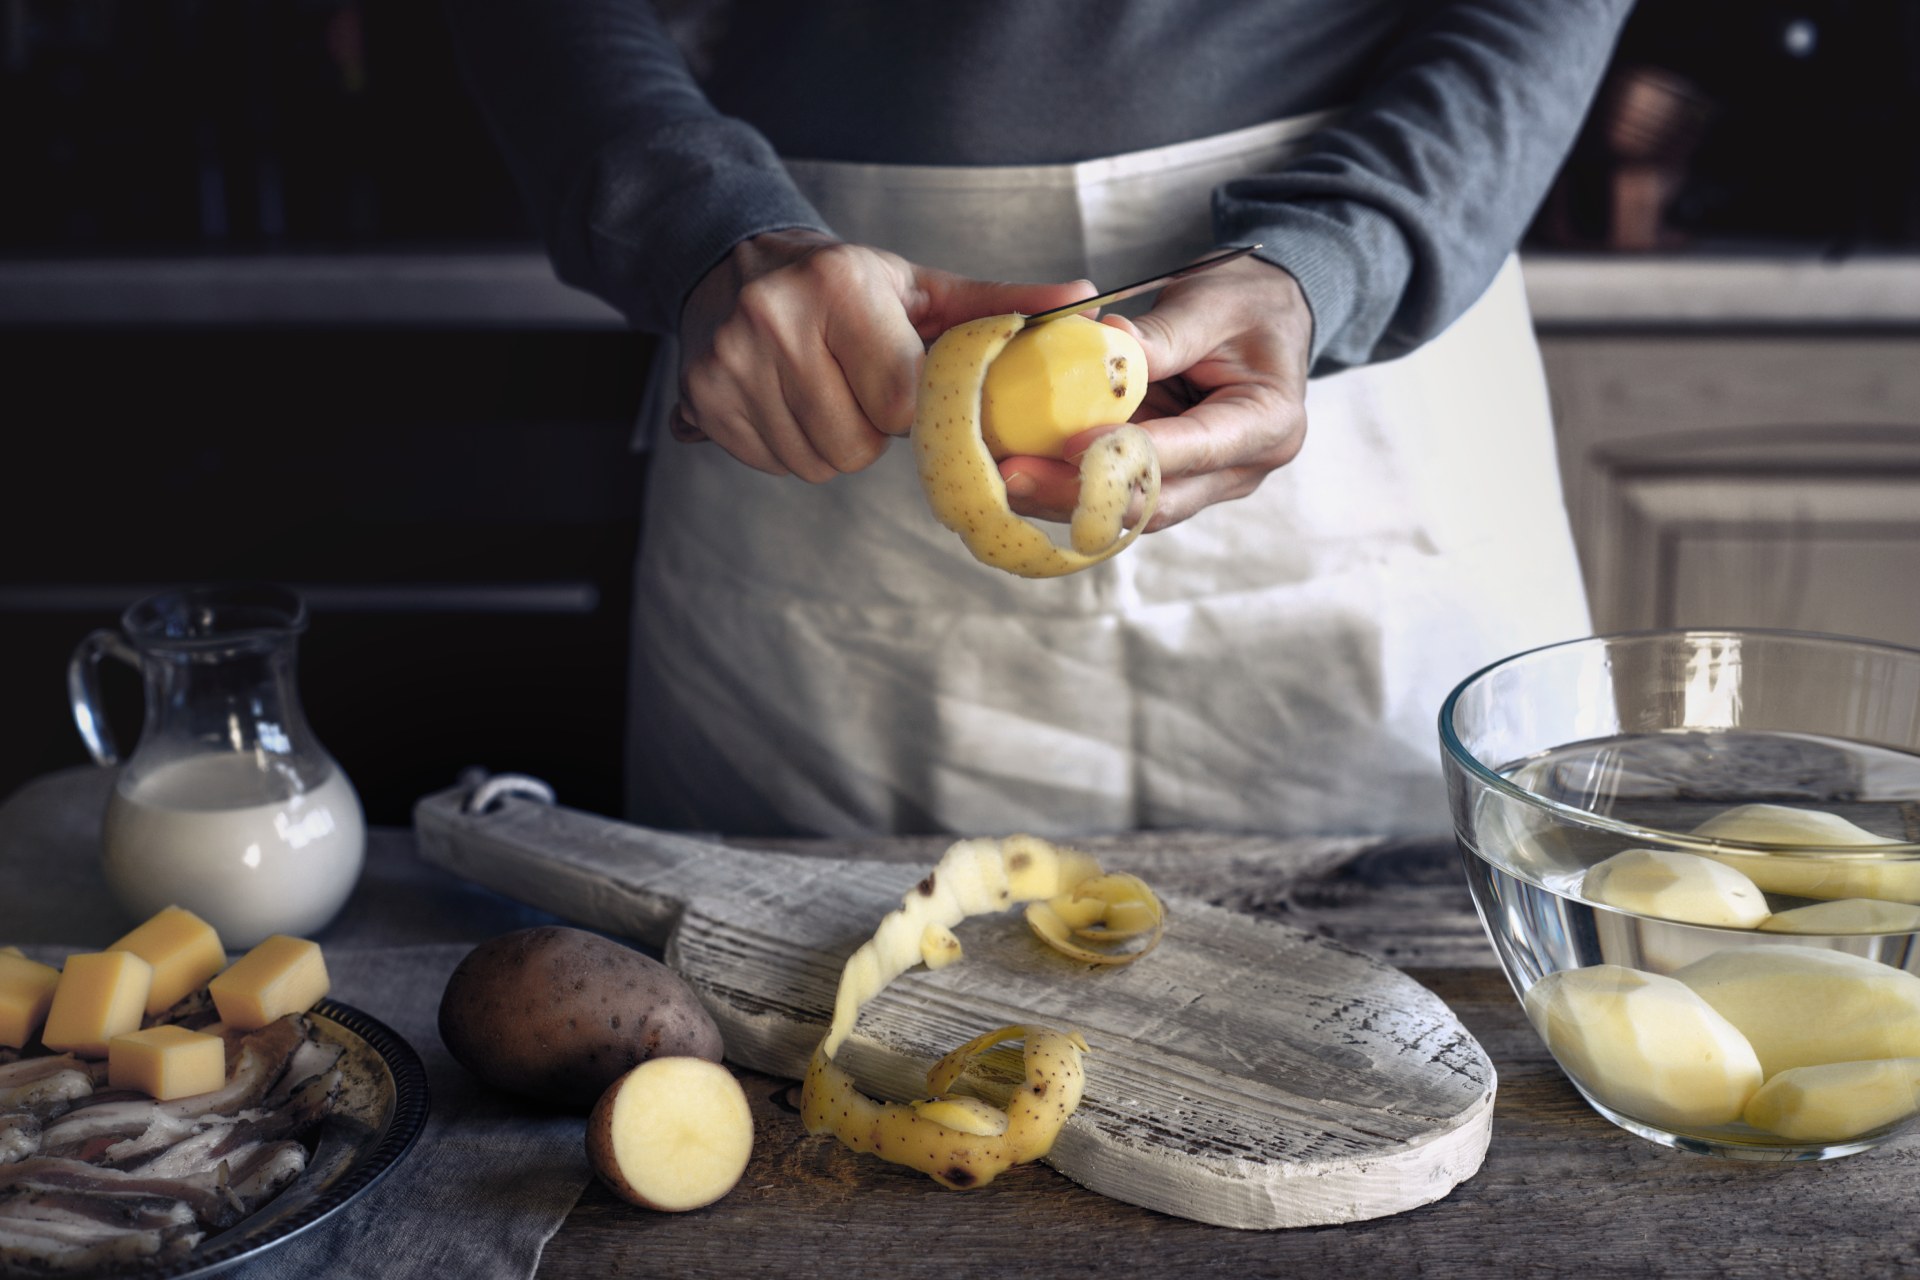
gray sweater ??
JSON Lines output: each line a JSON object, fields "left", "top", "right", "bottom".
{"left": 447, "top": 0, "right": 1632, "bottom": 374}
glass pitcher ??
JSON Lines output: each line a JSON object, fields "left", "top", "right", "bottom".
{"left": 69, "top": 583, "right": 365, "bottom": 948}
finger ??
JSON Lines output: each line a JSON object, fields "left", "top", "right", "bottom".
{"left": 908, "top": 271, "right": 1099, "bottom": 341}
{"left": 1144, "top": 468, "right": 1270, "bottom": 532}
{"left": 1137, "top": 384, "right": 1307, "bottom": 482}
{"left": 699, "top": 299, "right": 842, "bottom": 481}
{"left": 667, "top": 404, "right": 709, "bottom": 443}
{"left": 681, "top": 360, "right": 792, "bottom": 478}
{"left": 780, "top": 346, "right": 892, "bottom": 473}
{"left": 770, "top": 353, "right": 881, "bottom": 480}
{"left": 1123, "top": 303, "right": 1223, "bottom": 382}
{"left": 998, "top": 457, "right": 1080, "bottom": 524}
{"left": 702, "top": 408, "right": 790, "bottom": 477}
{"left": 755, "top": 363, "right": 843, "bottom": 483}
{"left": 819, "top": 290, "right": 927, "bottom": 439}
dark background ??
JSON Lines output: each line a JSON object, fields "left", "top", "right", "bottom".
{"left": 1, "top": 2, "right": 652, "bottom": 823}
{"left": 3, "top": 0, "right": 1918, "bottom": 824}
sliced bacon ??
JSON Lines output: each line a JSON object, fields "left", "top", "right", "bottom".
{"left": 0, "top": 1188, "right": 196, "bottom": 1233}
{"left": 0, "top": 1117, "right": 37, "bottom": 1166}
{"left": 0, "top": 1212, "right": 199, "bottom": 1274}
{"left": 218, "top": 1066, "right": 341, "bottom": 1156}
{"left": 93, "top": 1111, "right": 205, "bottom": 1170}
{"left": 37, "top": 1099, "right": 177, "bottom": 1159}
{"left": 0, "top": 1157, "right": 244, "bottom": 1231}
{"left": 0, "top": 1011, "right": 341, "bottom": 1273}
{"left": 266, "top": 1037, "right": 345, "bottom": 1106}
{"left": 227, "top": 1141, "right": 308, "bottom": 1207}
{"left": 0, "top": 1057, "right": 91, "bottom": 1120}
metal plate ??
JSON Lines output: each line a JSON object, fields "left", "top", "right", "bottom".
{"left": 131, "top": 1000, "right": 432, "bottom": 1279}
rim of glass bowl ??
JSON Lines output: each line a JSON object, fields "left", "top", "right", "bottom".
{"left": 1438, "top": 625, "right": 1920, "bottom": 859}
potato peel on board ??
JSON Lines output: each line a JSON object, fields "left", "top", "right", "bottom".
{"left": 799, "top": 834, "right": 1165, "bottom": 1189}
{"left": 913, "top": 315, "right": 1161, "bottom": 578}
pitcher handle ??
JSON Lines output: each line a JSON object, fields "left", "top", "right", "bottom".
{"left": 68, "top": 628, "right": 139, "bottom": 766}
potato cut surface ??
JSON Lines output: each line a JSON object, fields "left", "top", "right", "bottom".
{"left": 592, "top": 1057, "right": 753, "bottom": 1213}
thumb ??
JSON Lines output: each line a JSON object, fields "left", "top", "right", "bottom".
{"left": 909, "top": 269, "right": 1097, "bottom": 339}
{"left": 1118, "top": 294, "right": 1224, "bottom": 382}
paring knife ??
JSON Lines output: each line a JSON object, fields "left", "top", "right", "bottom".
{"left": 1020, "top": 243, "right": 1264, "bottom": 324}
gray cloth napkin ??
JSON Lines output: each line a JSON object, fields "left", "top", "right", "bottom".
{"left": 230, "top": 946, "right": 591, "bottom": 1280}
{"left": 0, "top": 768, "right": 596, "bottom": 1280}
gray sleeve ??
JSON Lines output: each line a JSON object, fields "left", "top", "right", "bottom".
{"left": 443, "top": 0, "right": 830, "bottom": 335}
{"left": 1215, "top": 0, "right": 1633, "bottom": 375}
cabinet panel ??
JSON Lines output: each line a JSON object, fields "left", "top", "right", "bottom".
{"left": 1540, "top": 336, "right": 1920, "bottom": 647}
{"left": 1611, "top": 472, "right": 1920, "bottom": 638}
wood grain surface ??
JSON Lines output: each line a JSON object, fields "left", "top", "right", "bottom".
{"left": 536, "top": 829, "right": 1920, "bottom": 1278}
{"left": 413, "top": 795, "right": 1497, "bottom": 1229}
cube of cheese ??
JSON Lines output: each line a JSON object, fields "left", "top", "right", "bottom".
{"left": 0, "top": 945, "right": 24, "bottom": 957}
{"left": 41, "top": 951, "right": 154, "bottom": 1058}
{"left": 0, "top": 951, "right": 61, "bottom": 1049}
{"left": 109, "top": 1024, "right": 228, "bottom": 1101}
{"left": 208, "top": 935, "right": 329, "bottom": 1030}
{"left": 110, "top": 906, "right": 227, "bottom": 1017}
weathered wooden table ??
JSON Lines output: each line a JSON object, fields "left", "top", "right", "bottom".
{"left": 539, "top": 831, "right": 1920, "bottom": 1278}
{"left": 5, "top": 768, "right": 1913, "bottom": 1277}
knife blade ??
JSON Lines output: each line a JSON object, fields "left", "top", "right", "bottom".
{"left": 1020, "top": 243, "right": 1264, "bottom": 325}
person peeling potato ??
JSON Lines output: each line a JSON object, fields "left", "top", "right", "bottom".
{"left": 446, "top": 1, "right": 1630, "bottom": 839}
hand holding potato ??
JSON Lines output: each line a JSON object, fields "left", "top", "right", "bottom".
{"left": 675, "top": 229, "right": 1098, "bottom": 481}
{"left": 999, "top": 255, "right": 1313, "bottom": 532}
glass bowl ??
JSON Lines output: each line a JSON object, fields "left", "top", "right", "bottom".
{"left": 1441, "top": 629, "right": 1920, "bottom": 1160}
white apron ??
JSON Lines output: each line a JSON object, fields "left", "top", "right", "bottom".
{"left": 626, "top": 114, "right": 1592, "bottom": 838}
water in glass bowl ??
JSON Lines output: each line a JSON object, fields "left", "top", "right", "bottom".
{"left": 1461, "top": 728, "right": 1920, "bottom": 1158}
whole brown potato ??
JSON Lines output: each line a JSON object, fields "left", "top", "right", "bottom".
{"left": 438, "top": 926, "right": 724, "bottom": 1110}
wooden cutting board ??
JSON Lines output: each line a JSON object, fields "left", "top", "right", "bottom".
{"left": 412, "top": 785, "right": 1495, "bottom": 1230}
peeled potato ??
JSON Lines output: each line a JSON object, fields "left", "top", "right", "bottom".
{"left": 1743, "top": 1057, "right": 1920, "bottom": 1142}
{"left": 1759, "top": 899, "right": 1920, "bottom": 935}
{"left": 1695, "top": 804, "right": 1899, "bottom": 847}
{"left": 1524, "top": 965, "right": 1762, "bottom": 1129}
{"left": 587, "top": 1056, "right": 754, "bottom": 1213}
{"left": 979, "top": 316, "right": 1148, "bottom": 459}
{"left": 913, "top": 314, "right": 1159, "bottom": 578}
{"left": 1674, "top": 945, "right": 1920, "bottom": 1076}
{"left": 1580, "top": 848, "right": 1770, "bottom": 928}
{"left": 1692, "top": 804, "right": 1917, "bottom": 904}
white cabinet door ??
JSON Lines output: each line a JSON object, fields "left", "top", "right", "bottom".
{"left": 1540, "top": 337, "right": 1920, "bottom": 646}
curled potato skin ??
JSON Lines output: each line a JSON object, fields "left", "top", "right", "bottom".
{"left": 1024, "top": 872, "right": 1167, "bottom": 965}
{"left": 802, "top": 1025, "right": 1087, "bottom": 1190}
{"left": 802, "top": 835, "right": 1156, "bottom": 1190}
{"left": 913, "top": 315, "right": 1160, "bottom": 578}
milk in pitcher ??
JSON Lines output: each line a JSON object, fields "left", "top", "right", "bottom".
{"left": 103, "top": 753, "right": 365, "bottom": 948}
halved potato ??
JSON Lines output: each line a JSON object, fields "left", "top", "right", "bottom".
{"left": 587, "top": 1057, "right": 754, "bottom": 1213}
